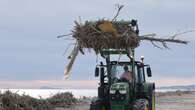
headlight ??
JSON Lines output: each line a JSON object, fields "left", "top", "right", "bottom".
{"left": 110, "top": 90, "right": 116, "bottom": 94}
{"left": 119, "top": 90, "right": 127, "bottom": 94}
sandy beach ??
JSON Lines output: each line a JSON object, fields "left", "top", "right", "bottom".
{"left": 59, "top": 91, "right": 195, "bottom": 110}
{"left": 1, "top": 90, "right": 195, "bottom": 110}
{"left": 156, "top": 91, "right": 195, "bottom": 110}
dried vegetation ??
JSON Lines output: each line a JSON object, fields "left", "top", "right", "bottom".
{"left": 0, "top": 91, "right": 77, "bottom": 110}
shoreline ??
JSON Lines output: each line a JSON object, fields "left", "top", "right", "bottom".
{"left": 1, "top": 90, "right": 195, "bottom": 110}
{"left": 1, "top": 88, "right": 195, "bottom": 99}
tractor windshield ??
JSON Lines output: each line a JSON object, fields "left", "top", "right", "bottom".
{"left": 111, "top": 64, "right": 133, "bottom": 80}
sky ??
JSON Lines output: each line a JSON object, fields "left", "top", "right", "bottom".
{"left": 0, "top": 0, "right": 195, "bottom": 88}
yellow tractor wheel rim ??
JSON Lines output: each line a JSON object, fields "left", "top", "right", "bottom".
{"left": 152, "top": 94, "right": 155, "bottom": 110}
{"left": 102, "top": 106, "right": 106, "bottom": 110}
{"left": 145, "top": 105, "right": 149, "bottom": 110}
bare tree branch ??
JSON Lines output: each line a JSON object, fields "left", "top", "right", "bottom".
{"left": 57, "top": 33, "right": 73, "bottom": 38}
{"left": 170, "top": 30, "right": 195, "bottom": 39}
{"left": 139, "top": 30, "right": 193, "bottom": 49}
{"left": 112, "top": 4, "right": 124, "bottom": 22}
{"left": 150, "top": 41, "right": 163, "bottom": 49}
{"left": 140, "top": 33, "right": 156, "bottom": 37}
{"left": 162, "top": 42, "right": 170, "bottom": 49}
{"left": 63, "top": 43, "right": 76, "bottom": 56}
{"left": 139, "top": 36, "right": 189, "bottom": 44}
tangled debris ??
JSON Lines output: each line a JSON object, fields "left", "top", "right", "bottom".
{"left": 69, "top": 19, "right": 189, "bottom": 54}
{"left": 47, "top": 92, "right": 77, "bottom": 108}
{"left": 72, "top": 20, "right": 140, "bottom": 54}
{"left": 0, "top": 91, "right": 77, "bottom": 110}
{"left": 59, "top": 5, "right": 191, "bottom": 78}
{"left": 61, "top": 19, "right": 190, "bottom": 78}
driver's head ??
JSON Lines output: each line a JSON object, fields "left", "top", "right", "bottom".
{"left": 124, "top": 65, "right": 129, "bottom": 72}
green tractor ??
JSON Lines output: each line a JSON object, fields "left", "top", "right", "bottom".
{"left": 90, "top": 49, "right": 155, "bottom": 110}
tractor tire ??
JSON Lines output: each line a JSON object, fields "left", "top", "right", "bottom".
{"left": 133, "top": 99, "right": 149, "bottom": 110}
{"left": 89, "top": 99, "right": 102, "bottom": 110}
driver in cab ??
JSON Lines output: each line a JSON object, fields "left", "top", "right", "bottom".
{"left": 120, "top": 65, "right": 133, "bottom": 82}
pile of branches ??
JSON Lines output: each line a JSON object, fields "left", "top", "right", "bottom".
{"left": 47, "top": 92, "right": 77, "bottom": 108}
{"left": 65, "top": 19, "right": 190, "bottom": 54}
{"left": 59, "top": 5, "right": 191, "bottom": 78}
{"left": 0, "top": 91, "right": 77, "bottom": 110}
{"left": 59, "top": 5, "right": 190, "bottom": 55}
{"left": 72, "top": 20, "right": 140, "bottom": 54}
{"left": 61, "top": 19, "right": 190, "bottom": 78}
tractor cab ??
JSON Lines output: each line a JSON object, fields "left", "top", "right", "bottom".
{"left": 109, "top": 61, "right": 152, "bottom": 84}
{"left": 91, "top": 49, "right": 155, "bottom": 110}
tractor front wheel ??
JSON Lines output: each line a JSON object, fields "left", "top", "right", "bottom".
{"left": 133, "top": 99, "right": 149, "bottom": 110}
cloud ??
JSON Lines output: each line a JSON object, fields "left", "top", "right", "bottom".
{"left": 0, "top": 0, "right": 194, "bottom": 81}
{"left": 0, "top": 80, "right": 98, "bottom": 89}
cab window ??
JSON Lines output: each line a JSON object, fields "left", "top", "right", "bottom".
{"left": 111, "top": 64, "right": 132, "bottom": 79}
{"left": 138, "top": 66, "right": 145, "bottom": 83}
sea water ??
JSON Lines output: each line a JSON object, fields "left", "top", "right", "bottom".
{"left": 0, "top": 89, "right": 97, "bottom": 99}
{"left": 0, "top": 88, "right": 192, "bottom": 99}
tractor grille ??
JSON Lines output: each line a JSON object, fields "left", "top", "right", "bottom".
{"left": 110, "top": 90, "right": 126, "bottom": 101}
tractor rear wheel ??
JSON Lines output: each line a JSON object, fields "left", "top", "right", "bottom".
{"left": 133, "top": 99, "right": 149, "bottom": 110}
{"left": 89, "top": 101, "right": 99, "bottom": 110}
{"left": 89, "top": 99, "right": 104, "bottom": 110}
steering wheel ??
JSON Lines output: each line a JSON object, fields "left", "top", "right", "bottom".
{"left": 119, "top": 78, "right": 129, "bottom": 83}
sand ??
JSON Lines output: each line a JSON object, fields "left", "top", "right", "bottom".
{"left": 156, "top": 91, "right": 195, "bottom": 110}
{"left": 2, "top": 90, "right": 194, "bottom": 110}
{"left": 58, "top": 91, "right": 195, "bottom": 110}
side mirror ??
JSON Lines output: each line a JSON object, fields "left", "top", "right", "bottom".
{"left": 95, "top": 67, "right": 100, "bottom": 77}
{"left": 100, "top": 67, "right": 105, "bottom": 75}
{"left": 147, "top": 67, "right": 152, "bottom": 77}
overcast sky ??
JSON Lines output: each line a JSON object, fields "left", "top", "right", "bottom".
{"left": 0, "top": 0, "right": 195, "bottom": 83}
